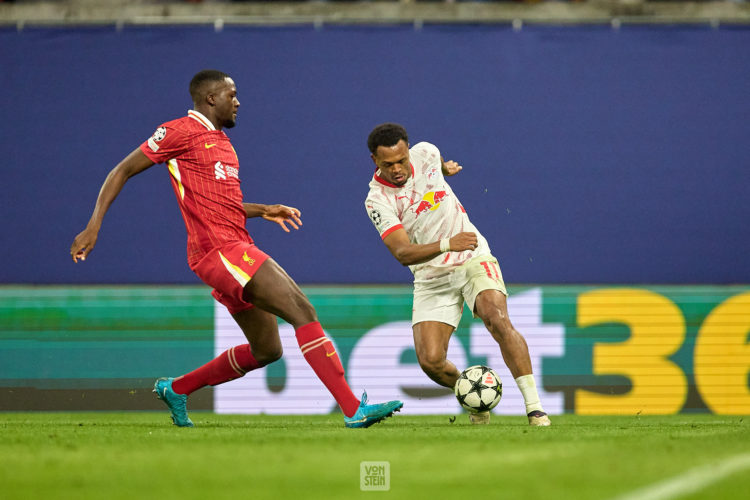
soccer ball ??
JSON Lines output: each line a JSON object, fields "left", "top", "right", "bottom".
{"left": 454, "top": 365, "right": 502, "bottom": 413}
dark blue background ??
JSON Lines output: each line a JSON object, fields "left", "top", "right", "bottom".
{"left": 2, "top": 25, "right": 748, "bottom": 284}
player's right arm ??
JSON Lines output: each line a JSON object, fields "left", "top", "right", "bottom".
{"left": 366, "top": 194, "right": 477, "bottom": 266}
{"left": 70, "top": 148, "right": 155, "bottom": 262}
{"left": 383, "top": 228, "right": 478, "bottom": 266}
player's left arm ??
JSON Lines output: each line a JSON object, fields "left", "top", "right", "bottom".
{"left": 441, "top": 156, "right": 462, "bottom": 177}
{"left": 243, "top": 203, "right": 302, "bottom": 233}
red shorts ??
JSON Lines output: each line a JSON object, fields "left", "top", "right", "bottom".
{"left": 191, "top": 241, "right": 270, "bottom": 315}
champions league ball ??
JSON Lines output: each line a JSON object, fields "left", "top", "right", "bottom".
{"left": 454, "top": 365, "right": 503, "bottom": 413}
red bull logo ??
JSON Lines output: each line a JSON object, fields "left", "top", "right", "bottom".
{"left": 414, "top": 190, "right": 447, "bottom": 216}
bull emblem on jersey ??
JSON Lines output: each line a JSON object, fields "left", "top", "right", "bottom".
{"left": 414, "top": 191, "right": 447, "bottom": 216}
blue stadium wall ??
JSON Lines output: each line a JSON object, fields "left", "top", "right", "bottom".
{"left": 1, "top": 24, "right": 748, "bottom": 285}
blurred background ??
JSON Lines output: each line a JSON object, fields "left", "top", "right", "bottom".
{"left": 1, "top": 0, "right": 748, "bottom": 415}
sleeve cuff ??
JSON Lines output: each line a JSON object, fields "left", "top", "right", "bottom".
{"left": 381, "top": 224, "right": 403, "bottom": 240}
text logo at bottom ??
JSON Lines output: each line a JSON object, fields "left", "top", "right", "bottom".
{"left": 360, "top": 461, "right": 390, "bottom": 491}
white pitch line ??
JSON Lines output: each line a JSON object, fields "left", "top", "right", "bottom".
{"left": 610, "top": 453, "right": 750, "bottom": 500}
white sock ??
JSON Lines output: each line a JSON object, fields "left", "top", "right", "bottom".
{"left": 515, "top": 374, "right": 544, "bottom": 414}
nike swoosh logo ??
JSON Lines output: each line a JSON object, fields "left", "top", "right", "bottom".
{"left": 326, "top": 351, "right": 337, "bottom": 357}
{"left": 205, "top": 143, "right": 217, "bottom": 149}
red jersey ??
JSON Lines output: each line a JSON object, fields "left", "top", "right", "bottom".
{"left": 140, "top": 110, "right": 252, "bottom": 268}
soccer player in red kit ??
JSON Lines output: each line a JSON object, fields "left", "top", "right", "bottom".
{"left": 70, "top": 70, "right": 403, "bottom": 428}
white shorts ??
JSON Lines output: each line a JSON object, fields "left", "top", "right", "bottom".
{"left": 412, "top": 254, "right": 508, "bottom": 328}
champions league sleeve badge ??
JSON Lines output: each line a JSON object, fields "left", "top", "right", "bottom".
{"left": 147, "top": 126, "right": 167, "bottom": 152}
{"left": 369, "top": 209, "right": 382, "bottom": 229}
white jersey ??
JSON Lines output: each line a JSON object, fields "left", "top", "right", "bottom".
{"left": 365, "top": 141, "right": 491, "bottom": 281}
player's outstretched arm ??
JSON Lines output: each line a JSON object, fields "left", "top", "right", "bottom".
{"left": 383, "top": 228, "right": 477, "bottom": 266}
{"left": 441, "top": 157, "right": 462, "bottom": 177}
{"left": 70, "top": 148, "right": 155, "bottom": 262}
{"left": 243, "top": 203, "right": 302, "bottom": 233}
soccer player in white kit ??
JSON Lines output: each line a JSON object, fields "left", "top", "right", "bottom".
{"left": 364, "top": 123, "right": 550, "bottom": 426}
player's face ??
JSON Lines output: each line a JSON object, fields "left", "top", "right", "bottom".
{"left": 214, "top": 78, "right": 240, "bottom": 129}
{"left": 372, "top": 140, "right": 411, "bottom": 186}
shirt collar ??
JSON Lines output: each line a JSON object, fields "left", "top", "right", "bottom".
{"left": 188, "top": 109, "right": 216, "bottom": 131}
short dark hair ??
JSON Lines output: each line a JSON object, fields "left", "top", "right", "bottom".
{"left": 367, "top": 123, "right": 409, "bottom": 154}
{"left": 189, "top": 69, "right": 231, "bottom": 103}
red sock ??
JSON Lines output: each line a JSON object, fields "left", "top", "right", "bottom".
{"left": 172, "top": 344, "right": 260, "bottom": 396}
{"left": 296, "top": 322, "right": 360, "bottom": 417}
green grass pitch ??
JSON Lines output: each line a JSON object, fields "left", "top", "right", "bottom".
{"left": 1, "top": 413, "right": 748, "bottom": 500}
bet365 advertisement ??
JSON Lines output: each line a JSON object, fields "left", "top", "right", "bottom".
{"left": 1, "top": 285, "right": 748, "bottom": 415}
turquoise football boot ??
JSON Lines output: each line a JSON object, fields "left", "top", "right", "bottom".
{"left": 153, "top": 377, "right": 194, "bottom": 427}
{"left": 344, "top": 392, "right": 403, "bottom": 428}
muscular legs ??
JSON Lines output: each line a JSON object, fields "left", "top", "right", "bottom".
{"left": 413, "top": 321, "right": 461, "bottom": 388}
{"left": 242, "top": 257, "right": 360, "bottom": 416}
{"left": 231, "top": 306, "right": 283, "bottom": 367}
{"left": 242, "top": 257, "right": 318, "bottom": 328}
{"left": 413, "top": 289, "right": 534, "bottom": 387}
{"left": 473, "top": 290, "right": 545, "bottom": 417}
{"left": 473, "top": 289, "right": 533, "bottom": 379}
{"left": 173, "top": 258, "right": 325, "bottom": 396}
{"left": 234, "top": 256, "right": 320, "bottom": 364}
{"left": 170, "top": 305, "right": 281, "bottom": 395}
